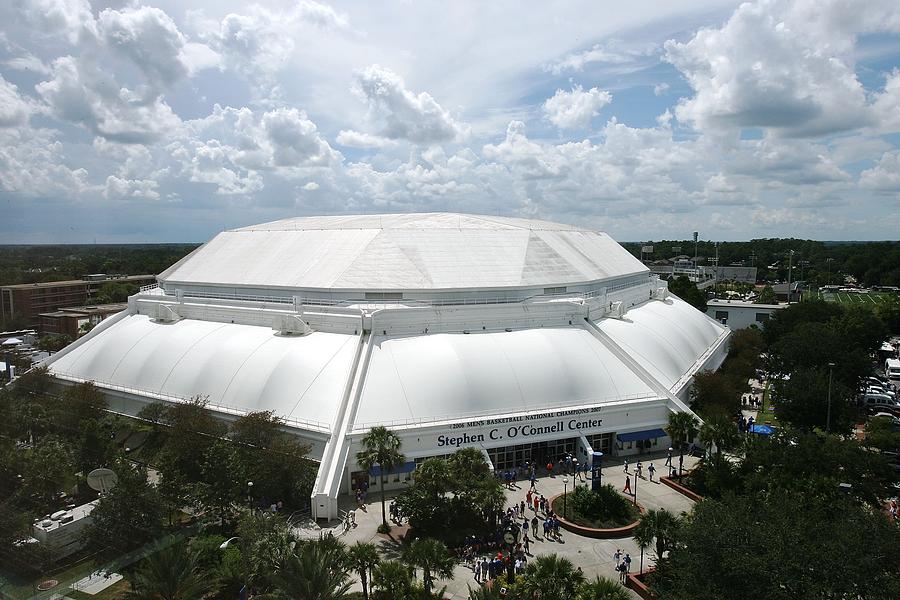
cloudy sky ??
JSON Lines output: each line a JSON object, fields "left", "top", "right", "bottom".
{"left": 2, "top": 0, "right": 900, "bottom": 243}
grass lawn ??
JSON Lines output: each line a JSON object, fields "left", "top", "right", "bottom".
{"left": 815, "top": 291, "right": 895, "bottom": 305}
{"left": 756, "top": 381, "right": 778, "bottom": 425}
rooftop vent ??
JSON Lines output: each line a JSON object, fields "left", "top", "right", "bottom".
{"left": 608, "top": 301, "right": 626, "bottom": 319}
{"left": 273, "top": 314, "right": 313, "bottom": 336}
{"left": 654, "top": 286, "right": 669, "bottom": 300}
{"left": 150, "top": 303, "right": 179, "bottom": 323}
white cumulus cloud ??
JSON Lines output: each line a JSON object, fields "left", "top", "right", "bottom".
{"left": 543, "top": 85, "right": 612, "bottom": 130}
{"left": 353, "top": 65, "right": 466, "bottom": 144}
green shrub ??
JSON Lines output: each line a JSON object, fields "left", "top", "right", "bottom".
{"left": 569, "top": 484, "right": 634, "bottom": 524}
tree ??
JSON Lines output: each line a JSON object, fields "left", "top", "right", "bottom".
{"left": 698, "top": 413, "right": 739, "bottom": 468}
{"left": 59, "top": 381, "right": 108, "bottom": 432}
{"left": 356, "top": 426, "right": 404, "bottom": 531}
{"left": 762, "top": 299, "right": 842, "bottom": 347}
{"left": 84, "top": 462, "right": 165, "bottom": 557}
{"left": 266, "top": 541, "right": 353, "bottom": 600}
{"left": 667, "top": 276, "right": 707, "bottom": 311}
{"left": 632, "top": 520, "right": 654, "bottom": 575}
{"left": 371, "top": 560, "right": 414, "bottom": 600}
{"left": 575, "top": 577, "right": 631, "bottom": 600}
{"left": 865, "top": 416, "right": 900, "bottom": 454}
{"left": 36, "top": 334, "right": 72, "bottom": 353}
{"left": 652, "top": 492, "right": 900, "bottom": 600}
{"left": 197, "top": 439, "right": 241, "bottom": 524}
{"left": 521, "top": 554, "right": 586, "bottom": 600}
{"left": 635, "top": 509, "right": 679, "bottom": 564}
{"left": 126, "top": 543, "right": 207, "bottom": 600}
{"left": 689, "top": 371, "right": 741, "bottom": 419}
{"left": 770, "top": 367, "right": 853, "bottom": 433}
{"left": 347, "top": 542, "right": 381, "bottom": 600}
{"left": 75, "top": 417, "right": 118, "bottom": 480}
{"left": 665, "top": 412, "right": 699, "bottom": 476}
{"left": 755, "top": 285, "right": 776, "bottom": 305}
{"left": 401, "top": 537, "right": 455, "bottom": 595}
{"left": 18, "top": 436, "right": 76, "bottom": 509}
{"left": 94, "top": 281, "right": 138, "bottom": 305}
{"left": 157, "top": 396, "right": 226, "bottom": 486}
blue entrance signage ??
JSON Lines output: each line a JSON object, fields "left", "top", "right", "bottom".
{"left": 591, "top": 451, "right": 604, "bottom": 491}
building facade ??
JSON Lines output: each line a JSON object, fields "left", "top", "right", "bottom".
{"left": 706, "top": 299, "right": 784, "bottom": 329}
{"left": 39, "top": 303, "right": 128, "bottom": 338}
{"left": 43, "top": 214, "right": 730, "bottom": 520}
{"left": 1, "top": 275, "right": 154, "bottom": 328}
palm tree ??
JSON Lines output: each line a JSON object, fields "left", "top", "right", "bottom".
{"left": 371, "top": 560, "right": 414, "bottom": 600}
{"left": 637, "top": 509, "right": 680, "bottom": 564}
{"left": 266, "top": 542, "right": 352, "bottom": 600}
{"left": 401, "top": 537, "right": 455, "bottom": 595}
{"left": 126, "top": 543, "right": 207, "bottom": 600}
{"left": 522, "top": 554, "right": 586, "bottom": 600}
{"left": 699, "top": 413, "right": 739, "bottom": 470}
{"left": 575, "top": 576, "right": 631, "bottom": 600}
{"left": 666, "top": 411, "right": 699, "bottom": 476}
{"left": 468, "top": 584, "right": 504, "bottom": 600}
{"left": 632, "top": 520, "right": 654, "bottom": 575}
{"left": 347, "top": 542, "right": 381, "bottom": 600}
{"left": 356, "top": 426, "right": 405, "bottom": 530}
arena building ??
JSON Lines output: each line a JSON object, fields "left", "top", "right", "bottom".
{"left": 43, "top": 214, "right": 729, "bottom": 520}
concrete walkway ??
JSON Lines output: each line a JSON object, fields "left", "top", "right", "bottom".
{"left": 295, "top": 451, "right": 702, "bottom": 599}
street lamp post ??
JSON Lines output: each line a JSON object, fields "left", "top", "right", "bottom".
{"left": 826, "top": 362, "right": 835, "bottom": 432}
{"left": 247, "top": 481, "right": 254, "bottom": 509}
{"left": 219, "top": 537, "right": 247, "bottom": 600}
{"left": 632, "top": 472, "right": 638, "bottom": 506}
{"left": 562, "top": 477, "right": 569, "bottom": 519}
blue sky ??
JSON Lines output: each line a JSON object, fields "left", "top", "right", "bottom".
{"left": 1, "top": 0, "right": 899, "bottom": 243}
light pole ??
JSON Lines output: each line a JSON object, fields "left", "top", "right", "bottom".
{"left": 219, "top": 537, "right": 247, "bottom": 600}
{"left": 826, "top": 362, "right": 835, "bottom": 433}
{"left": 562, "top": 477, "right": 569, "bottom": 519}
{"left": 786, "top": 250, "right": 794, "bottom": 303}
{"left": 632, "top": 471, "right": 638, "bottom": 506}
{"left": 247, "top": 481, "right": 254, "bottom": 509}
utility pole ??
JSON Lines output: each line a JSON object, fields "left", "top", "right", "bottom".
{"left": 787, "top": 250, "right": 794, "bottom": 304}
{"left": 826, "top": 362, "right": 835, "bottom": 433}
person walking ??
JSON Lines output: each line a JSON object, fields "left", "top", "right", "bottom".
{"left": 531, "top": 515, "right": 539, "bottom": 538}
{"left": 623, "top": 458, "right": 629, "bottom": 473}
{"left": 636, "top": 461, "right": 643, "bottom": 479}
{"left": 623, "top": 476, "right": 632, "bottom": 495}
{"left": 614, "top": 548, "right": 622, "bottom": 565}
{"left": 523, "top": 532, "right": 531, "bottom": 554}
{"left": 665, "top": 447, "right": 673, "bottom": 466}
{"left": 648, "top": 463, "right": 656, "bottom": 482}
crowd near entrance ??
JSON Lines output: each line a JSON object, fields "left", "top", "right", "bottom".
{"left": 487, "top": 437, "right": 577, "bottom": 471}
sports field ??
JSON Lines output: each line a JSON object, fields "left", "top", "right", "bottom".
{"left": 806, "top": 290, "right": 897, "bottom": 305}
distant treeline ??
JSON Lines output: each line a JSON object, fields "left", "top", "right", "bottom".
{"left": 0, "top": 244, "right": 200, "bottom": 286}
{"left": 621, "top": 239, "right": 900, "bottom": 287}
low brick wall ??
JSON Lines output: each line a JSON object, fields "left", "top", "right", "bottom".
{"left": 626, "top": 568, "right": 657, "bottom": 599}
{"left": 549, "top": 492, "right": 644, "bottom": 538}
{"left": 660, "top": 476, "right": 704, "bottom": 502}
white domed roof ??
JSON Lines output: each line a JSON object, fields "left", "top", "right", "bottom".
{"left": 159, "top": 213, "right": 647, "bottom": 293}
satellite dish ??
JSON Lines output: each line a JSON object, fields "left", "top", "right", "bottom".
{"left": 87, "top": 468, "right": 118, "bottom": 493}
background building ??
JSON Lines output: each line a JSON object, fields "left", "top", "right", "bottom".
{"left": 39, "top": 303, "right": 128, "bottom": 338}
{"left": 707, "top": 299, "right": 784, "bottom": 329}
{"left": 1, "top": 275, "right": 154, "bottom": 328}
{"left": 43, "top": 214, "right": 730, "bottom": 520}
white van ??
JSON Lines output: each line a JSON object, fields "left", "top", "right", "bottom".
{"left": 886, "top": 358, "right": 900, "bottom": 380}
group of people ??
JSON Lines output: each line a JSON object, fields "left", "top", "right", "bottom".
{"left": 472, "top": 551, "right": 528, "bottom": 582}
{"left": 613, "top": 548, "right": 632, "bottom": 583}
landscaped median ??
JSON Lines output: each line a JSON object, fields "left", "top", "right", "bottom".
{"left": 549, "top": 484, "right": 644, "bottom": 538}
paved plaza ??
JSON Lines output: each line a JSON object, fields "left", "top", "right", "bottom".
{"left": 295, "top": 451, "right": 701, "bottom": 599}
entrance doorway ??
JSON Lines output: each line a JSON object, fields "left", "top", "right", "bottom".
{"left": 487, "top": 438, "right": 576, "bottom": 472}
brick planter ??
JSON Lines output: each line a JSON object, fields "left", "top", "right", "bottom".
{"left": 626, "top": 568, "right": 657, "bottom": 600}
{"left": 548, "top": 492, "right": 644, "bottom": 538}
{"left": 660, "top": 476, "right": 704, "bottom": 502}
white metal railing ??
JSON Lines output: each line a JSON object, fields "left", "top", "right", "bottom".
{"left": 139, "top": 276, "right": 652, "bottom": 309}
{"left": 52, "top": 372, "right": 332, "bottom": 433}
{"left": 139, "top": 283, "right": 159, "bottom": 292}
{"left": 352, "top": 392, "right": 661, "bottom": 430}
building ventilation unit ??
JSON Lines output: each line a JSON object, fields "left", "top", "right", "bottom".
{"left": 273, "top": 314, "right": 313, "bottom": 336}
{"left": 608, "top": 301, "right": 626, "bottom": 319}
{"left": 654, "top": 286, "right": 669, "bottom": 300}
{"left": 150, "top": 303, "right": 180, "bottom": 323}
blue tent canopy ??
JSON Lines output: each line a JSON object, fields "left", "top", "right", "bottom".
{"left": 616, "top": 428, "right": 667, "bottom": 443}
{"left": 748, "top": 424, "right": 775, "bottom": 435}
